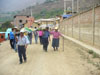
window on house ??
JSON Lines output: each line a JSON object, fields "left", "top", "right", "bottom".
{"left": 26, "top": 20, "right": 28, "bottom": 23}
{"left": 27, "top": 16, "right": 29, "bottom": 18}
{"left": 19, "top": 20, "right": 23, "bottom": 23}
{"left": 1, "top": 35, "right": 4, "bottom": 39}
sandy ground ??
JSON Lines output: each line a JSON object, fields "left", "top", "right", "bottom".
{"left": 0, "top": 38, "right": 100, "bottom": 75}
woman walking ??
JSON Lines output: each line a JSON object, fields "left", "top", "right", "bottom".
{"left": 38, "top": 29, "right": 43, "bottom": 44}
{"left": 50, "top": 27, "right": 62, "bottom": 51}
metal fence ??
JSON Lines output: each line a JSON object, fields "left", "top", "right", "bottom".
{"left": 59, "top": 5, "right": 100, "bottom": 49}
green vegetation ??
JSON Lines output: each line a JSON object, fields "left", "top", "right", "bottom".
{"left": 0, "top": 11, "right": 19, "bottom": 22}
{"left": 0, "top": 21, "right": 13, "bottom": 32}
{"left": 0, "top": 16, "right": 13, "bottom": 23}
{"left": 88, "top": 50, "right": 100, "bottom": 58}
{"left": 88, "top": 50, "right": 94, "bottom": 54}
{"left": 33, "top": 8, "right": 63, "bottom": 19}
{"left": 93, "top": 52, "right": 100, "bottom": 58}
{"left": 78, "top": 49, "right": 100, "bottom": 71}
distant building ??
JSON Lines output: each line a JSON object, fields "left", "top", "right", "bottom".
{"left": 13, "top": 15, "right": 34, "bottom": 28}
{"left": 34, "top": 18, "right": 60, "bottom": 28}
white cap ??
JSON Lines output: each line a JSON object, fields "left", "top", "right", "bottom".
{"left": 55, "top": 27, "right": 58, "bottom": 29}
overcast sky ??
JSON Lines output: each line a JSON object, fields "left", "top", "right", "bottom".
{"left": 0, "top": 0, "right": 45, "bottom": 12}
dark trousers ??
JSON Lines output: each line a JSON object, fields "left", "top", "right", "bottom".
{"left": 42, "top": 38, "right": 49, "bottom": 51}
{"left": 39, "top": 36, "right": 43, "bottom": 44}
{"left": 18, "top": 46, "right": 26, "bottom": 63}
{"left": 10, "top": 39, "right": 14, "bottom": 49}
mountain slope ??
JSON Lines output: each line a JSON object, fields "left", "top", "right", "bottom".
{"left": 19, "top": 0, "right": 100, "bottom": 19}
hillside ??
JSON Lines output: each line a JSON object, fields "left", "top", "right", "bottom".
{"left": 0, "top": 0, "right": 100, "bottom": 22}
{"left": 0, "top": 11, "right": 20, "bottom": 22}
{"left": 19, "top": 0, "right": 66, "bottom": 19}
{"left": 19, "top": 0, "right": 100, "bottom": 19}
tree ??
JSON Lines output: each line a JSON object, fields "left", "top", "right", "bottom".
{"left": 0, "top": 21, "right": 13, "bottom": 31}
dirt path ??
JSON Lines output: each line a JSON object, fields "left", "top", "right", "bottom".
{"left": 0, "top": 38, "right": 99, "bottom": 75}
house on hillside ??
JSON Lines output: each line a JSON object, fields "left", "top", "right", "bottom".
{"left": 34, "top": 18, "right": 60, "bottom": 28}
{"left": 13, "top": 15, "right": 34, "bottom": 28}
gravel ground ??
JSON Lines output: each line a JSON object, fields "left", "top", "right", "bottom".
{"left": 0, "top": 38, "right": 99, "bottom": 75}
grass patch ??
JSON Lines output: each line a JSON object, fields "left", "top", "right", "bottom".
{"left": 93, "top": 52, "right": 100, "bottom": 58}
{"left": 78, "top": 49, "right": 100, "bottom": 70}
{"left": 88, "top": 50, "right": 100, "bottom": 58}
{"left": 88, "top": 50, "right": 94, "bottom": 54}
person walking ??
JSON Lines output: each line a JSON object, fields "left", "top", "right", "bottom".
{"left": 9, "top": 28, "right": 15, "bottom": 49}
{"left": 38, "top": 28, "right": 43, "bottom": 44}
{"left": 50, "top": 27, "right": 62, "bottom": 51}
{"left": 42, "top": 27, "right": 50, "bottom": 52}
{"left": 33, "top": 27, "right": 38, "bottom": 44}
{"left": 28, "top": 32, "right": 33, "bottom": 44}
{"left": 17, "top": 29, "right": 29, "bottom": 64}
{"left": 14, "top": 29, "right": 20, "bottom": 52}
{"left": 13, "top": 27, "right": 18, "bottom": 52}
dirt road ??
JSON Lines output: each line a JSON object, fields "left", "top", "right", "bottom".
{"left": 0, "top": 38, "right": 99, "bottom": 75}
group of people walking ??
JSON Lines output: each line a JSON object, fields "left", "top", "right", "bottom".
{"left": 34, "top": 26, "right": 62, "bottom": 52}
{"left": 8, "top": 26, "right": 62, "bottom": 64}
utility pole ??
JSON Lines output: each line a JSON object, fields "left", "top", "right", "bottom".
{"left": 93, "top": 0, "right": 95, "bottom": 45}
{"left": 77, "top": 0, "right": 81, "bottom": 40}
{"left": 77, "top": 0, "right": 79, "bottom": 13}
{"left": 72, "top": 0, "right": 74, "bottom": 37}
{"left": 31, "top": 6, "right": 33, "bottom": 17}
{"left": 72, "top": 0, "right": 74, "bottom": 14}
{"left": 64, "top": 0, "right": 67, "bottom": 15}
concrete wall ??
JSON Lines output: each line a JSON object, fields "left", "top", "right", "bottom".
{"left": 60, "top": 6, "right": 100, "bottom": 49}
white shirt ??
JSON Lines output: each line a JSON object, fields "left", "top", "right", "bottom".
{"left": 17, "top": 36, "right": 29, "bottom": 45}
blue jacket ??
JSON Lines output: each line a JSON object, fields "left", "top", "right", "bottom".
{"left": 42, "top": 31, "right": 50, "bottom": 38}
{"left": 9, "top": 32, "right": 14, "bottom": 40}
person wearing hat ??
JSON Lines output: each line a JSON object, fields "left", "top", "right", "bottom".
{"left": 17, "top": 29, "right": 29, "bottom": 64}
{"left": 50, "top": 27, "right": 62, "bottom": 51}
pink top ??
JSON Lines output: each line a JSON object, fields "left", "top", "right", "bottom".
{"left": 50, "top": 31, "right": 61, "bottom": 39}
{"left": 38, "top": 31, "right": 43, "bottom": 36}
